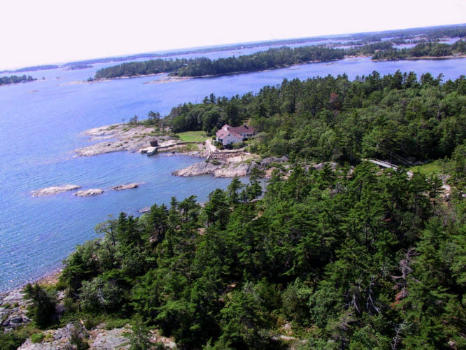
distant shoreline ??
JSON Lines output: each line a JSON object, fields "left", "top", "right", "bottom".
{"left": 88, "top": 55, "right": 466, "bottom": 83}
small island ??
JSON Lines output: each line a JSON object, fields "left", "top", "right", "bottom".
{"left": 0, "top": 75, "right": 36, "bottom": 86}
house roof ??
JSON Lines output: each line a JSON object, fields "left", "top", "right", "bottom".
{"left": 216, "top": 124, "right": 255, "bottom": 139}
{"left": 230, "top": 125, "right": 255, "bottom": 135}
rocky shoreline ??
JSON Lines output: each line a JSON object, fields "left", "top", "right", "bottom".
{"left": 32, "top": 182, "right": 143, "bottom": 198}
{"left": 74, "top": 123, "right": 174, "bottom": 157}
{"left": 173, "top": 155, "right": 290, "bottom": 178}
{"left": 0, "top": 268, "right": 62, "bottom": 333}
{"left": 75, "top": 123, "right": 267, "bottom": 178}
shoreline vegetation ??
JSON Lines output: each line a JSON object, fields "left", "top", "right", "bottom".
{"left": 92, "top": 46, "right": 346, "bottom": 80}
{"left": 91, "top": 40, "right": 466, "bottom": 81}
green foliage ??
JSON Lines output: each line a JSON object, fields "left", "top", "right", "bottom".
{"left": 24, "top": 283, "right": 57, "bottom": 329}
{"left": 129, "top": 318, "right": 152, "bottom": 350}
{"left": 79, "top": 276, "right": 124, "bottom": 313}
{"left": 57, "top": 66, "right": 466, "bottom": 348}
{"left": 95, "top": 58, "right": 188, "bottom": 79}
{"left": 409, "top": 160, "right": 445, "bottom": 176}
{"left": 69, "top": 322, "right": 89, "bottom": 350}
{"left": 450, "top": 142, "right": 466, "bottom": 190}
{"left": 0, "top": 74, "right": 35, "bottom": 86}
{"left": 0, "top": 331, "right": 27, "bottom": 350}
{"left": 95, "top": 46, "right": 345, "bottom": 80}
{"left": 174, "top": 46, "right": 345, "bottom": 77}
{"left": 165, "top": 73, "right": 466, "bottom": 164}
{"left": 30, "top": 332, "right": 45, "bottom": 343}
{"left": 218, "top": 282, "right": 272, "bottom": 348}
{"left": 373, "top": 41, "right": 466, "bottom": 60}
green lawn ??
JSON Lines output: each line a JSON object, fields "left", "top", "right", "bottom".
{"left": 176, "top": 131, "right": 209, "bottom": 142}
{"left": 409, "top": 160, "right": 445, "bottom": 176}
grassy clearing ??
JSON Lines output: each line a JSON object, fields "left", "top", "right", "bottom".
{"left": 409, "top": 160, "right": 445, "bottom": 176}
{"left": 176, "top": 131, "right": 208, "bottom": 142}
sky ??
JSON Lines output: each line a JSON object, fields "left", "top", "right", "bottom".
{"left": 0, "top": 0, "right": 465, "bottom": 70}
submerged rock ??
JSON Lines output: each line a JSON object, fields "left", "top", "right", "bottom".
{"left": 112, "top": 183, "right": 140, "bottom": 191}
{"left": 31, "top": 184, "right": 80, "bottom": 197}
{"left": 74, "top": 189, "right": 104, "bottom": 197}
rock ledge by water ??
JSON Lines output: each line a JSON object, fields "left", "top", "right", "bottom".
{"left": 112, "top": 183, "right": 141, "bottom": 191}
{"left": 31, "top": 184, "right": 81, "bottom": 197}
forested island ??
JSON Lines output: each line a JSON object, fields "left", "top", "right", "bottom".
{"left": 1, "top": 71, "right": 465, "bottom": 349}
{"left": 0, "top": 75, "right": 36, "bottom": 86}
{"left": 94, "top": 46, "right": 345, "bottom": 79}
{"left": 93, "top": 40, "right": 465, "bottom": 80}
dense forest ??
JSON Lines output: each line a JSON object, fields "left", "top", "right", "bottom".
{"left": 166, "top": 72, "right": 465, "bottom": 165}
{"left": 5, "top": 155, "right": 464, "bottom": 349}
{"left": 0, "top": 75, "right": 35, "bottom": 86}
{"left": 94, "top": 59, "right": 189, "bottom": 79}
{"left": 93, "top": 46, "right": 345, "bottom": 79}
{"left": 173, "top": 46, "right": 345, "bottom": 77}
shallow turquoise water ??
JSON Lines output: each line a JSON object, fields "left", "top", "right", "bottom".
{"left": 0, "top": 51, "right": 465, "bottom": 291}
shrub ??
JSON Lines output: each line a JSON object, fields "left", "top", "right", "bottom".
{"left": 30, "top": 333, "right": 45, "bottom": 343}
{"left": 0, "top": 332, "right": 27, "bottom": 350}
{"left": 24, "top": 283, "right": 57, "bottom": 328}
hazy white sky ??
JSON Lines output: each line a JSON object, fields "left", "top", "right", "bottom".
{"left": 1, "top": 0, "right": 465, "bottom": 70}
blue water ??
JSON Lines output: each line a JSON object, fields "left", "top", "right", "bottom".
{"left": 1, "top": 52, "right": 465, "bottom": 292}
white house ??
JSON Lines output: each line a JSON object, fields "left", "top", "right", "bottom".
{"left": 216, "top": 124, "right": 255, "bottom": 146}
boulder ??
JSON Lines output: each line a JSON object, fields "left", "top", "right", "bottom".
{"left": 172, "top": 161, "right": 221, "bottom": 177}
{"left": 112, "top": 183, "right": 140, "bottom": 191}
{"left": 74, "top": 189, "right": 104, "bottom": 197}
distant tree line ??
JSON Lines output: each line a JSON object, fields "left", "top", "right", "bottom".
{"left": 94, "top": 46, "right": 345, "bottom": 79}
{"left": 165, "top": 72, "right": 466, "bottom": 165}
{"left": 0, "top": 75, "right": 35, "bottom": 86}
{"left": 94, "top": 40, "right": 466, "bottom": 80}
{"left": 373, "top": 40, "right": 466, "bottom": 60}
{"left": 94, "top": 59, "right": 189, "bottom": 79}
{"left": 174, "top": 46, "right": 345, "bottom": 77}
